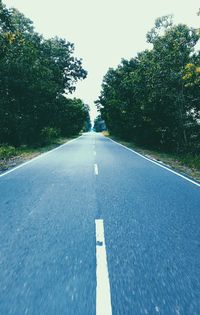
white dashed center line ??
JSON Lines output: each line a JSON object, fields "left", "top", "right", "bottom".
{"left": 95, "top": 219, "right": 112, "bottom": 315}
{"left": 94, "top": 163, "right": 98, "bottom": 175}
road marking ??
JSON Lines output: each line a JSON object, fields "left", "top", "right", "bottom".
{"left": 0, "top": 136, "right": 83, "bottom": 178}
{"left": 94, "top": 163, "right": 99, "bottom": 175}
{"left": 93, "top": 151, "right": 97, "bottom": 156}
{"left": 95, "top": 219, "right": 112, "bottom": 315}
{"left": 108, "top": 138, "right": 200, "bottom": 188}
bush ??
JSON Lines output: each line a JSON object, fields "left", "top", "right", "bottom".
{"left": 0, "top": 146, "right": 17, "bottom": 159}
{"left": 180, "top": 154, "right": 200, "bottom": 170}
{"left": 40, "top": 127, "right": 60, "bottom": 145}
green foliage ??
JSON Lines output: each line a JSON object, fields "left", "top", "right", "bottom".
{"left": 55, "top": 96, "right": 90, "bottom": 136}
{"left": 0, "top": 2, "right": 88, "bottom": 146}
{"left": 40, "top": 127, "right": 60, "bottom": 145}
{"left": 83, "top": 105, "right": 92, "bottom": 132}
{"left": 97, "top": 16, "right": 200, "bottom": 153}
{"left": 180, "top": 154, "right": 200, "bottom": 170}
{"left": 0, "top": 146, "right": 16, "bottom": 159}
{"left": 93, "top": 115, "right": 106, "bottom": 132}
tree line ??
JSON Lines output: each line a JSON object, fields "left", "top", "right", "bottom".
{"left": 93, "top": 115, "right": 106, "bottom": 132}
{"left": 0, "top": 1, "right": 90, "bottom": 146}
{"left": 97, "top": 16, "right": 200, "bottom": 153}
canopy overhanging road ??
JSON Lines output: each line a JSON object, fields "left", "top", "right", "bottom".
{"left": 0, "top": 132, "right": 200, "bottom": 315}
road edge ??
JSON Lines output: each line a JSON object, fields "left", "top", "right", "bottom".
{"left": 107, "top": 136, "right": 200, "bottom": 188}
{"left": 0, "top": 135, "right": 83, "bottom": 178}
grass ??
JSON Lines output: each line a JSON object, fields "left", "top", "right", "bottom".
{"left": 0, "top": 135, "right": 79, "bottom": 173}
{"left": 102, "top": 130, "right": 110, "bottom": 137}
{"left": 105, "top": 133, "right": 200, "bottom": 182}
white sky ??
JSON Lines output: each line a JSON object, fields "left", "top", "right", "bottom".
{"left": 3, "top": 0, "right": 200, "bottom": 121}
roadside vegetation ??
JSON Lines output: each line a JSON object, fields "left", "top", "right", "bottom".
{"left": 97, "top": 15, "right": 200, "bottom": 179}
{"left": 0, "top": 1, "right": 91, "bottom": 168}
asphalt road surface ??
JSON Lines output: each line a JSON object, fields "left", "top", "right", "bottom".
{"left": 0, "top": 132, "right": 200, "bottom": 315}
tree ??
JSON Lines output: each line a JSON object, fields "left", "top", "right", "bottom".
{"left": 55, "top": 96, "right": 90, "bottom": 136}
{"left": 0, "top": 3, "right": 87, "bottom": 146}
{"left": 93, "top": 115, "right": 106, "bottom": 132}
{"left": 83, "top": 105, "right": 92, "bottom": 132}
{"left": 97, "top": 16, "right": 200, "bottom": 153}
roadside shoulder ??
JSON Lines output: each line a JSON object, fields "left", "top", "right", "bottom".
{"left": 107, "top": 135, "right": 200, "bottom": 185}
{"left": 0, "top": 135, "right": 81, "bottom": 176}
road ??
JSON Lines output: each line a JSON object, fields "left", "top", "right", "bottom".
{"left": 0, "top": 132, "right": 200, "bottom": 315}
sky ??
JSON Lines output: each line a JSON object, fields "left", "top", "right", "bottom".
{"left": 3, "top": 0, "right": 200, "bottom": 121}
